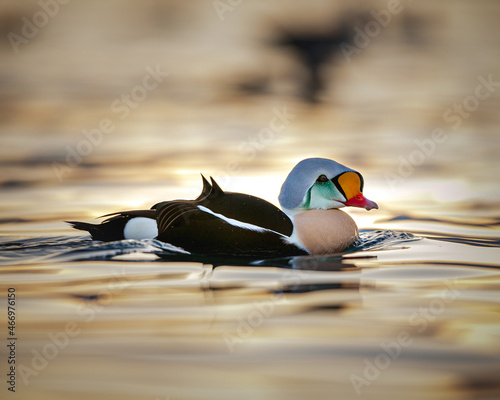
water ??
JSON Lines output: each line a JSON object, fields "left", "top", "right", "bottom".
{"left": 2, "top": 180, "right": 499, "bottom": 400}
{"left": 2, "top": 1, "right": 500, "bottom": 399}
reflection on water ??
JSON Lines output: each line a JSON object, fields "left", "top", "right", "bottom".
{"left": 1, "top": 1, "right": 500, "bottom": 399}
{"left": 1, "top": 219, "right": 500, "bottom": 399}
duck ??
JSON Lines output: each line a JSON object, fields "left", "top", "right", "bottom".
{"left": 68, "top": 157, "right": 378, "bottom": 258}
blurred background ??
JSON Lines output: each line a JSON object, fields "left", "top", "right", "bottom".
{"left": 1, "top": 0, "right": 499, "bottom": 230}
{"left": 1, "top": 2, "right": 500, "bottom": 400}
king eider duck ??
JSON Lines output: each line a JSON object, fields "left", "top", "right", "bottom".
{"left": 68, "top": 158, "right": 378, "bottom": 258}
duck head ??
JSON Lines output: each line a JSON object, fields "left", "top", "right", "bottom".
{"left": 279, "top": 158, "right": 378, "bottom": 214}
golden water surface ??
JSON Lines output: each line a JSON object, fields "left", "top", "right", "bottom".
{"left": 1, "top": 1, "right": 500, "bottom": 399}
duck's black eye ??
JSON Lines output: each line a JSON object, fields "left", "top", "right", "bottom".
{"left": 316, "top": 174, "right": 329, "bottom": 183}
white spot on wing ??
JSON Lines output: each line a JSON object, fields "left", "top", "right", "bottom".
{"left": 124, "top": 217, "right": 158, "bottom": 240}
{"left": 197, "top": 205, "right": 272, "bottom": 233}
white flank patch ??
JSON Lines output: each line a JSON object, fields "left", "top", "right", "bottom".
{"left": 283, "top": 229, "right": 308, "bottom": 252}
{"left": 197, "top": 205, "right": 271, "bottom": 233}
{"left": 123, "top": 217, "right": 158, "bottom": 240}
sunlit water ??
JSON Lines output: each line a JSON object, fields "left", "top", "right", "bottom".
{"left": 2, "top": 1, "right": 500, "bottom": 400}
{"left": 1, "top": 171, "right": 500, "bottom": 400}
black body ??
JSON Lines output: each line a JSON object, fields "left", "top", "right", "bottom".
{"left": 68, "top": 176, "right": 306, "bottom": 258}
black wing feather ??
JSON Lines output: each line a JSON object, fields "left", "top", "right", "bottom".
{"left": 155, "top": 202, "right": 304, "bottom": 258}
{"left": 68, "top": 176, "right": 301, "bottom": 257}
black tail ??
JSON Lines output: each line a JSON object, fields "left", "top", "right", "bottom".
{"left": 66, "top": 221, "right": 96, "bottom": 232}
{"left": 66, "top": 219, "right": 126, "bottom": 241}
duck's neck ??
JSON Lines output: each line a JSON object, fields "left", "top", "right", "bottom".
{"left": 289, "top": 209, "right": 359, "bottom": 255}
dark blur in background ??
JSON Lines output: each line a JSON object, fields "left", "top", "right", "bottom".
{"left": 1, "top": 3, "right": 500, "bottom": 400}
{"left": 0, "top": 0, "right": 499, "bottom": 224}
